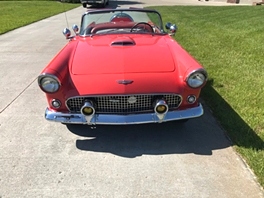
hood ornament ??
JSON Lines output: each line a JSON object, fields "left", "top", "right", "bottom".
{"left": 117, "top": 80, "right": 133, "bottom": 85}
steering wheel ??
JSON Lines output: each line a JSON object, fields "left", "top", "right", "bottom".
{"left": 130, "top": 22, "right": 154, "bottom": 33}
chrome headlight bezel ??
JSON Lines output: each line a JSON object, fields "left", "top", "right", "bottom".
{"left": 186, "top": 69, "right": 207, "bottom": 89}
{"left": 38, "top": 74, "right": 61, "bottom": 93}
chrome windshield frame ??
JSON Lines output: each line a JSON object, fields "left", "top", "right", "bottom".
{"left": 79, "top": 8, "right": 165, "bottom": 36}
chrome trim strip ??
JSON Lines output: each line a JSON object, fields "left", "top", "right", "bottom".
{"left": 44, "top": 103, "right": 203, "bottom": 125}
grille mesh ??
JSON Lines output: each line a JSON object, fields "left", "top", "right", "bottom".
{"left": 66, "top": 94, "right": 182, "bottom": 114}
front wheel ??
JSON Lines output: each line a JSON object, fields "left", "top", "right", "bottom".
{"left": 82, "top": 3, "right": 87, "bottom": 8}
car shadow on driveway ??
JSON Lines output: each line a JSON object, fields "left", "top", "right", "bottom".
{"left": 66, "top": 109, "right": 231, "bottom": 158}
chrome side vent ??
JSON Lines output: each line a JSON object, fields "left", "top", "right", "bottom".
{"left": 111, "top": 41, "right": 135, "bottom": 46}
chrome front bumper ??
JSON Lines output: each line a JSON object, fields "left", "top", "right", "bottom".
{"left": 45, "top": 104, "right": 204, "bottom": 125}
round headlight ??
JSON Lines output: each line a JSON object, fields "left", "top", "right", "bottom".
{"left": 186, "top": 70, "right": 207, "bottom": 88}
{"left": 38, "top": 75, "right": 60, "bottom": 93}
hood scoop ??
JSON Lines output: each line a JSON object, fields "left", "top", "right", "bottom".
{"left": 111, "top": 36, "right": 135, "bottom": 46}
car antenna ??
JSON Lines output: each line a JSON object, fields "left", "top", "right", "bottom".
{"left": 61, "top": 0, "right": 70, "bottom": 28}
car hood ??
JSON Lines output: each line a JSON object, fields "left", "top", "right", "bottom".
{"left": 71, "top": 35, "right": 175, "bottom": 75}
{"left": 69, "top": 72, "right": 183, "bottom": 96}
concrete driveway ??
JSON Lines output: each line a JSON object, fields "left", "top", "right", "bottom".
{"left": 0, "top": 0, "right": 263, "bottom": 197}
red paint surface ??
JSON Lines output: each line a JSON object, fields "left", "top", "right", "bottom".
{"left": 40, "top": 33, "right": 206, "bottom": 112}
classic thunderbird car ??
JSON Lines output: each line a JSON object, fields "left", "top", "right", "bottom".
{"left": 38, "top": 8, "right": 207, "bottom": 125}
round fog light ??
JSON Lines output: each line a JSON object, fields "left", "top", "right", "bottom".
{"left": 51, "top": 99, "right": 61, "bottom": 108}
{"left": 81, "top": 107, "right": 94, "bottom": 116}
{"left": 187, "top": 95, "right": 196, "bottom": 104}
{"left": 81, "top": 101, "right": 95, "bottom": 116}
{"left": 156, "top": 105, "right": 167, "bottom": 114}
{"left": 154, "top": 100, "right": 168, "bottom": 114}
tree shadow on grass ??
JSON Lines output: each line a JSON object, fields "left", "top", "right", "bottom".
{"left": 202, "top": 79, "right": 264, "bottom": 151}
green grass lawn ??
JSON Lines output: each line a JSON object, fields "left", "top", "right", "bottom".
{"left": 0, "top": 1, "right": 80, "bottom": 34}
{"left": 149, "top": 5, "right": 264, "bottom": 187}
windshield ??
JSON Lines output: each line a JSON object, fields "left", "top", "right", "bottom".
{"left": 79, "top": 9, "right": 165, "bottom": 36}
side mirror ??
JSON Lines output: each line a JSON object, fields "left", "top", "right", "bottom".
{"left": 165, "top": 22, "right": 178, "bottom": 36}
{"left": 62, "top": 28, "right": 71, "bottom": 39}
{"left": 72, "top": 24, "right": 79, "bottom": 35}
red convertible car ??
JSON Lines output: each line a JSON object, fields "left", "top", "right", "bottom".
{"left": 38, "top": 8, "right": 207, "bottom": 125}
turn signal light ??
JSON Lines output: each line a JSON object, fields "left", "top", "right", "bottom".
{"left": 51, "top": 99, "right": 61, "bottom": 108}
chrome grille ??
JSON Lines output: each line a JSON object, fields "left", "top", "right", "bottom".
{"left": 66, "top": 94, "right": 182, "bottom": 114}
